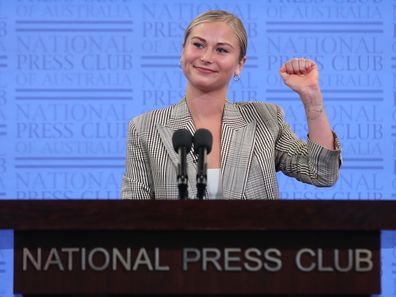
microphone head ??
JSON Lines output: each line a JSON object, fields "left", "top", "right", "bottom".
{"left": 193, "top": 128, "right": 213, "bottom": 154}
{"left": 172, "top": 129, "right": 193, "bottom": 153}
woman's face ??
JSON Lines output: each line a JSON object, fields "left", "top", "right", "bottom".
{"left": 181, "top": 21, "right": 245, "bottom": 94}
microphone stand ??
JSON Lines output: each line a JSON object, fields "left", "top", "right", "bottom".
{"left": 172, "top": 129, "right": 193, "bottom": 200}
{"left": 193, "top": 129, "right": 212, "bottom": 200}
{"left": 177, "top": 146, "right": 189, "bottom": 200}
{"left": 196, "top": 146, "right": 207, "bottom": 200}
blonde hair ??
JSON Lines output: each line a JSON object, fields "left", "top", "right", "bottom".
{"left": 182, "top": 10, "right": 247, "bottom": 61}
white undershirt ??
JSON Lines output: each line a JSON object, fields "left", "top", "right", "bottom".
{"left": 206, "top": 168, "right": 222, "bottom": 199}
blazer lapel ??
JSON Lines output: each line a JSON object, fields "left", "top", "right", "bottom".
{"left": 156, "top": 99, "right": 256, "bottom": 200}
{"left": 221, "top": 102, "right": 256, "bottom": 199}
{"left": 156, "top": 99, "right": 198, "bottom": 199}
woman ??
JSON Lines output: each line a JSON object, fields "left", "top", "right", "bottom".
{"left": 122, "top": 10, "right": 341, "bottom": 200}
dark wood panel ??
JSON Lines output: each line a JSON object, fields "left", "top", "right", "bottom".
{"left": 1, "top": 200, "right": 396, "bottom": 231}
{"left": 23, "top": 295, "right": 372, "bottom": 297}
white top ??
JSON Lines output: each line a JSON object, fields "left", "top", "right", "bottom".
{"left": 206, "top": 168, "right": 222, "bottom": 199}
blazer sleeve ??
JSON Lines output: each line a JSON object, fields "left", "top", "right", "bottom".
{"left": 121, "top": 119, "right": 154, "bottom": 199}
{"left": 274, "top": 105, "right": 342, "bottom": 187}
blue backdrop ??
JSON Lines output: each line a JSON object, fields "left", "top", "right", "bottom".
{"left": 0, "top": 0, "right": 396, "bottom": 296}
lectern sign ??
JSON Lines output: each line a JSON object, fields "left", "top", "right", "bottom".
{"left": 14, "top": 230, "right": 379, "bottom": 295}
{"left": 21, "top": 246, "right": 374, "bottom": 274}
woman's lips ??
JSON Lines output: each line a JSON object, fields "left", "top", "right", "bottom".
{"left": 194, "top": 66, "right": 217, "bottom": 74}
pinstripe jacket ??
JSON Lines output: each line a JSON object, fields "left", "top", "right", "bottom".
{"left": 121, "top": 99, "right": 341, "bottom": 200}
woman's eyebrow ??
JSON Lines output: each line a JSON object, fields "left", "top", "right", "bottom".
{"left": 191, "top": 36, "right": 234, "bottom": 48}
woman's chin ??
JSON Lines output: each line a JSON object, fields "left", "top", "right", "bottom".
{"left": 189, "top": 79, "right": 225, "bottom": 93}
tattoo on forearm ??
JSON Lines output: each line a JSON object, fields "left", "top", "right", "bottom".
{"left": 304, "top": 103, "right": 324, "bottom": 120}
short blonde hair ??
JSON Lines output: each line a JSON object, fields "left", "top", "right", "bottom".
{"left": 182, "top": 10, "right": 247, "bottom": 61}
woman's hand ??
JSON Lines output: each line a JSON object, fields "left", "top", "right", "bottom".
{"left": 280, "top": 58, "right": 335, "bottom": 150}
{"left": 279, "top": 58, "right": 320, "bottom": 100}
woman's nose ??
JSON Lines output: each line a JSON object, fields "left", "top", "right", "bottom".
{"left": 200, "top": 49, "right": 213, "bottom": 63}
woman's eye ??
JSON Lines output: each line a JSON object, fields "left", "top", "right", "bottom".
{"left": 193, "top": 42, "right": 203, "bottom": 48}
{"left": 217, "top": 48, "right": 228, "bottom": 53}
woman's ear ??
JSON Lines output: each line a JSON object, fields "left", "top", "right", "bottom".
{"left": 236, "top": 56, "right": 247, "bottom": 75}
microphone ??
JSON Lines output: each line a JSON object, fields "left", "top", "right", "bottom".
{"left": 172, "top": 129, "right": 193, "bottom": 199}
{"left": 193, "top": 128, "right": 213, "bottom": 200}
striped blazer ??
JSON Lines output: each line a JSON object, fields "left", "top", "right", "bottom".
{"left": 121, "top": 99, "right": 341, "bottom": 200}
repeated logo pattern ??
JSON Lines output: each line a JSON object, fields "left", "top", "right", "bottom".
{"left": 0, "top": 0, "right": 395, "bottom": 296}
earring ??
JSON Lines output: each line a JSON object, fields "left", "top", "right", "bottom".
{"left": 233, "top": 74, "right": 240, "bottom": 81}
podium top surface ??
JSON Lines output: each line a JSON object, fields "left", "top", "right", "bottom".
{"left": 0, "top": 199, "right": 395, "bottom": 231}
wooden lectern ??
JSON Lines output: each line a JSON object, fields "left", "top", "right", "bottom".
{"left": 1, "top": 199, "right": 396, "bottom": 296}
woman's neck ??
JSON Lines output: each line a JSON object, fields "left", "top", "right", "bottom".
{"left": 186, "top": 88, "right": 226, "bottom": 122}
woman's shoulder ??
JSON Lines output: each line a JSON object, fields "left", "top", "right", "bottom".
{"left": 233, "top": 100, "right": 282, "bottom": 118}
{"left": 129, "top": 101, "right": 181, "bottom": 128}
